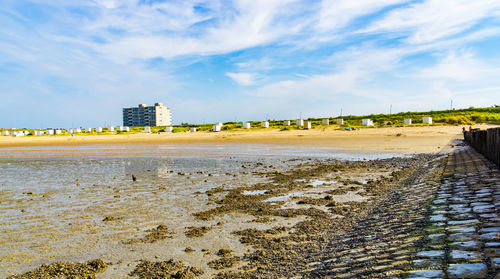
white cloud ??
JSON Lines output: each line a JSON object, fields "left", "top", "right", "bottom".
{"left": 316, "top": 0, "right": 406, "bottom": 31}
{"left": 92, "top": 0, "right": 306, "bottom": 62}
{"left": 419, "top": 50, "right": 489, "bottom": 81}
{"left": 226, "top": 72, "right": 256, "bottom": 86}
{"left": 361, "top": 0, "right": 500, "bottom": 43}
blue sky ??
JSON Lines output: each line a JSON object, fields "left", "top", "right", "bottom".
{"left": 1, "top": 0, "right": 500, "bottom": 128}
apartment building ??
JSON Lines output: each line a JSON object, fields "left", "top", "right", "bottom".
{"left": 123, "top": 103, "right": 172, "bottom": 126}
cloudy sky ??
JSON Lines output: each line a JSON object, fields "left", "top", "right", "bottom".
{"left": 1, "top": 0, "right": 499, "bottom": 128}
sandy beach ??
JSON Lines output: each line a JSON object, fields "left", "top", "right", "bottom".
{"left": 1, "top": 125, "right": 496, "bottom": 155}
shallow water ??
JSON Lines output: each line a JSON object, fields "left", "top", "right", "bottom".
{"left": 0, "top": 143, "right": 407, "bottom": 277}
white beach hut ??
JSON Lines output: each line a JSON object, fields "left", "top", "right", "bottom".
{"left": 296, "top": 119, "right": 304, "bottom": 126}
{"left": 362, "top": 119, "right": 374, "bottom": 126}
{"left": 423, "top": 117, "right": 432, "bottom": 124}
{"left": 108, "top": 126, "right": 115, "bottom": 132}
{"left": 305, "top": 122, "right": 311, "bottom": 129}
{"left": 2, "top": 131, "right": 9, "bottom": 136}
{"left": 190, "top": 127, "right": 196, "bottom": 132}
{"left": 261, "top": 121, "right": 269, "bottom": 128}
{"left": 213, "top": 124, "right": 221, "bottom": 132}
{"left": 85, "top": 128, "right": 92, "bottom": 133}
{"left": 404, "top": 119, "right": 412, "bottom": 125}
{"left": 283, "top": 120, "right": 290, "bottom": 126}
{"left": 55, "top": 130, "right": 62, "bottom": 135}
{"left": 96, "top": 127, "right": 103, "bottom": 133}
{"left": 336, "top": 119, "right": 344, "bottom": 125}
{"left": 12, "top": 131, "right": 24, "bottom": 137}
{"left": 144, "top": 126, "right": 151, "bottom": 133}
{"left": 47, "top": 129, "right": 54, "bottom": 135}
{"left": 75, "top": 128, "right": 81, "bottom": 133}
{"left": 243, "top": 122, "right": 251, "bottom": 129}
{"left": 68, "top": 129, "right": 74, "bottom": 134}
{"left": 124, "top": 127, "right": 130, "bottom": 132}
{"left": 165, "top": 127, "right": 173, "bottom": 132}
{"left": 322, "top": 119, "right": 329, "bottom": 125}
{"left": 23, "top": 130, "right": 30, "bottom": 136}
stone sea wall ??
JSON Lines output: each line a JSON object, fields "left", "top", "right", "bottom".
{"left": 464, "top": 128, "right": 500, "bottom": 167}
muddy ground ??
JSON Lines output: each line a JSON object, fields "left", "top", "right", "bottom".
{"left": 6, "top": 154, "right": 446, "bottom": 278}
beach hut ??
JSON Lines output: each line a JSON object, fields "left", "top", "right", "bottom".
{"left": 423, "top": 117, "right": 432, "bottom": 124}
{"left": 165, "top": 127, "right": 173, "bottom": 132}
{"left": 213, "top": 124, "right": 221, "bottom": 132}
{"left": 261, "top": 121, "right": 269, "bottom": 128}
{"left": 12, "top": 131, "right": 24, "bottom": 137}
{"left": 284, "top": 120, "right": 290, "bottom": 126}
{"left": 190, "top": 127, "right": 196, "bottom": 132}
{"left": 96, "top": 127, "right": 103, "bottom": 133}
{"left": 2, "top": 131, "right": 9, "bottom": 136}
{"left": 55, "top": 130, "right": 62, "bottom": 135}
{"left": 108, "top": 126, "right": 115, "bottom": 132}
{"left": 124, "top": 127, "right": 130, "bottom": 132}
{"left": 23, "top": 130, "right": 30, "bottom": 136}
{"left": 404, "top": 119, "right": 412, "bottom": 125}
{"left": 336, "top": 119, "right": 344, "bottom": 125}
{"left": 296, "top": 119, "right": 304, "bottom": 126}
{"left": 85, "top": 128, "right": 92, "bottom": 133}
{"left": 68, "top": 129, "right": 74, "bottom": 134}
{"left": 75, "top": 128, "right": 81, "bottom": 133}
{"left": 362, "top": 119, "right": 374, "bottom": 126}
{"left": 47, "top": 129, "right": 54, "bottom": 135}
{"left": 322, "top": 119, "right": 330, "bottom": 125}
{"left": 243, "top": 122, "right": 251, "bottom": 129}
{"left": 144, "top": 126, "right": 151, "bottom": 133}
{"left": 305, "top": 122, "right": 311, "bottom": 129}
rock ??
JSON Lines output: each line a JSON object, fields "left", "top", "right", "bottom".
{"left": 430, "top": 215, "right": 447, "bottom": 222}
{"left": 408, "top": 269, "right": 444, "bottom": 278}
{"left": 417, "top": 250, "right": 445, "bottom": 259}
{"left": 447, "top": 263, "right": 487, "bottom": 278}
{"left": 450, "top": 241, "right": 481, "bottom": 250}
{"left": 449, "top": 250, "right": 482, "bottom": 261}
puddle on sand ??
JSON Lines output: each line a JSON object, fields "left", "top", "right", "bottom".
{"left": 242, "top": 190, "right": 267, "bottom": 195}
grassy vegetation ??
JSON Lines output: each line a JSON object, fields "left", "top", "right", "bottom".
{"left": 319, "top": 106, "right": 500, "bottom": 127}
{"left": 1, "top": 106, "right": 498, "bottom": 137}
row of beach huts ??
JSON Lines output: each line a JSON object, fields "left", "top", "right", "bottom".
{"left": 236, "top": 116, "right": 432, "bottom": 129}
{"left": 2, "top": 117, "right": 433, "bottom": 137}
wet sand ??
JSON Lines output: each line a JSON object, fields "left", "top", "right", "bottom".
{"left": 2, "top": 125, "right": 497, "bottom": 154}
{"left": 1, "top": 125, "right": 495, "bottom": 278}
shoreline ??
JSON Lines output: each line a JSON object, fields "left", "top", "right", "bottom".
{"left": 1, "top": 125, "right": 496, "bottom": 155}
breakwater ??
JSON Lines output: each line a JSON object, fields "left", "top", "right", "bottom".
{"left": 464, "top": 127, "right": 500, "bottom": 167}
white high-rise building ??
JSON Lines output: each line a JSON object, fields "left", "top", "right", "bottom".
{"left": 123, "top": 103, "right": 172, "bottom": 126}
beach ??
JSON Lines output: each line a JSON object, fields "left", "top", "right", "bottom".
{"left": 1, "top": 124, "right": 498, "bottom": 278}
{"left": 2, "top": 125, "right": 495, "bottom": 155}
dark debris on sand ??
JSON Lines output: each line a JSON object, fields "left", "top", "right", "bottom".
{"left": 129, "top": 259, "right": 203, "bottom": 279}
{"left": 7, "top": 259, "right": 107, "bottom": 279}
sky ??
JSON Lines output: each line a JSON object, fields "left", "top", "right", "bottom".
{"left": 1, "top": 0, "right": 500, "bottom": 128}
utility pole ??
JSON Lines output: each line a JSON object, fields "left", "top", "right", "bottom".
{"left": 340, "top": 108, "right": 342, "bottom": 117}
{"left": 390, "top": 104, "right": 392, "bottom": 115}
{"left": 450, "top": 99, "right": 453, "bottom": 110}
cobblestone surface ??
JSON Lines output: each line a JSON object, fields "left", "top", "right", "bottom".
{"left": 306, "top": 145, "right": 499, "bottom": 278}
{"left": 409, "top": 146, "right": 500, "bottom": 278}
{"left": 306, "top": 156, "right": 446, "bottom": 278}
